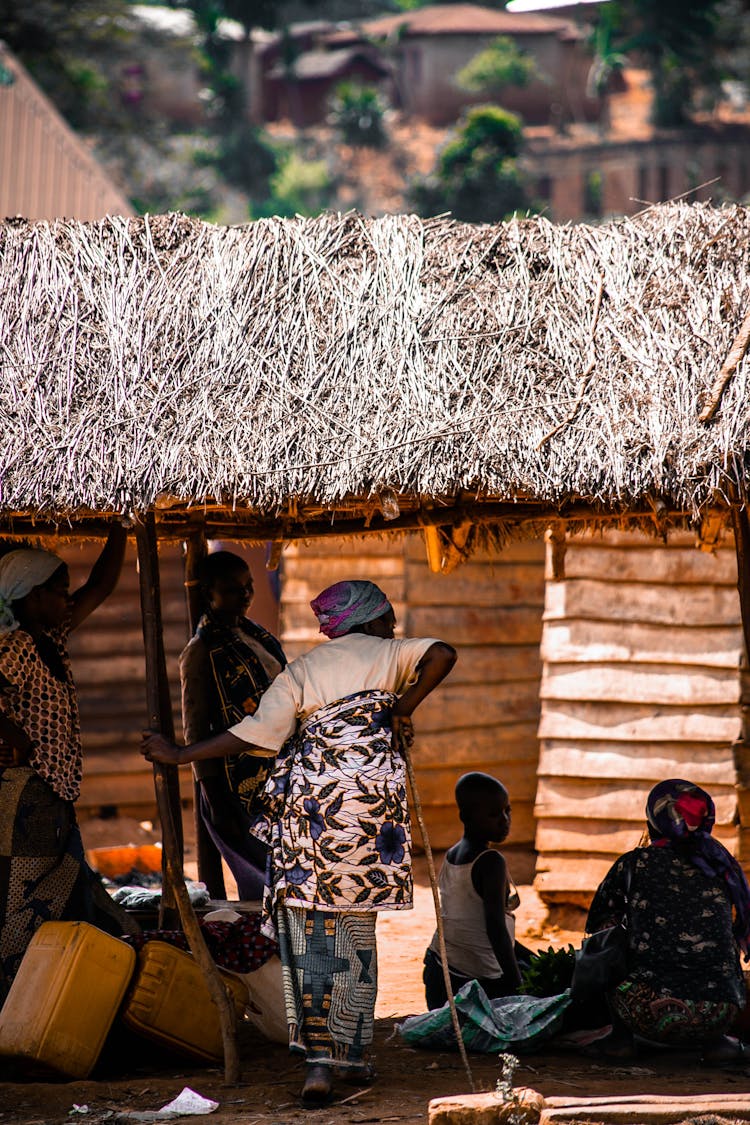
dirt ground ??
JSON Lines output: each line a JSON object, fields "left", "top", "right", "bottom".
{"left": 2, "top": 825, "right": 750, "bottom": 1124}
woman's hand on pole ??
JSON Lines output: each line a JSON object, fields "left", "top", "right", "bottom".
{"left": 141, "top": 730, "right": 183, "bottom": 765}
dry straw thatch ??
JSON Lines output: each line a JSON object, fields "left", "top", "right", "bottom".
{"left": 1, "top": 203, "right": 749, "bottom": 538}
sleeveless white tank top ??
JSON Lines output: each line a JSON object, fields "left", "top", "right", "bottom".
{"left": 428, "top": 851, "right": 518, "bottom": 979}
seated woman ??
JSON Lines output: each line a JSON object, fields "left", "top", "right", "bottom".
{"left": 586, "top": 778, "right": 749, "bottom": 1063}
{"left": 180, "top": 550, "right": 286, "bottom": 900}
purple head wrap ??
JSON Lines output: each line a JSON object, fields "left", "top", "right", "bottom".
{"left": 310, "top": 580, "right": 391, "bottom": 639}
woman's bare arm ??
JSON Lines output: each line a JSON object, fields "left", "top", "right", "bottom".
{"left": 69, "top": 523, "right": 127, "bottom": 631}
{"left": 141, "top": 728, "right": 271, "bottom": 766}
{"left": 391, "top": 641, "right": 456, "bottom": 741}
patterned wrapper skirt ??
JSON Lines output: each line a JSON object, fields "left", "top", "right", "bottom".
{"left": 0, "top": 766, "right": 132, "bottom": 1000}
{"left": 612, "top": 979, "right": 739, "bottom": 1045}
{"left": 277, "top": 903, "right": 378, "bottom": 1068}
{"left": 251, "top": 689, "right": 413, "bottom": 1066}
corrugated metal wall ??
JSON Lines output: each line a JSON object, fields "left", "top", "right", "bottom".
{"left": 0, "top": 43, "right": 132, "bottom": 220}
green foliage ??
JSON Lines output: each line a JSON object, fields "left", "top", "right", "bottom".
{"left": 328, "top": 81, "right": 388, "bottom": 148}
{"left": 519, "top": 945, "right": 576, "bottom": 998}
{"left": 410, "top": 105, "right": 527, "bottom": 223}
{"left": 214, "top": 123, "right": 279, "bottom": 193}
{"left": 254, "top": 151, "right": 334, "bottom": 218}
{"left": 441, "top": 105, "right": 523, "bottom": 169}
{"left": 603, "top": 0, "right": 723, "bottom": 126}
{"left": 456, "top": 36, "right": 538, "bottom": 100}
{"left": 584, "top": 169, "right": 603, "bottom": 217}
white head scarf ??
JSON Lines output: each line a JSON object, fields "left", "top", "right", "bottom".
{"left": 0, "top": 549, "right": 64, "bottom": 636}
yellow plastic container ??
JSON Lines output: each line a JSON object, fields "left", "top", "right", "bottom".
{"left": 0, "top": 921, "right": 136, "bottom": 1078}
{"left": 121, "top": 941, "right": 249, "bottom": 1062}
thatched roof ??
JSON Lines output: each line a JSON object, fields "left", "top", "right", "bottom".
{"left": 1, "top": 204, "right": 749, "bottom": 542}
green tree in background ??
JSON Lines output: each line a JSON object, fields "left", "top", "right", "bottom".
{"left": 606, "top": 0, "right": 723, "bottom": 126}
{"left": 456, "top": 36, "right": 538, "bottom": 103}
{"left": 410, "top": 104, "right": 528, "bottom": 223}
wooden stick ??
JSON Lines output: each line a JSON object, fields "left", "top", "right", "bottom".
{"left": 136, "top": 514, "right": 240, "bottom": 1084}
{"left": 398, "top": 728, "right": 475, "bottom": 1092}
{"left": 699, "top": 306, "right": 750, "bottom": 423}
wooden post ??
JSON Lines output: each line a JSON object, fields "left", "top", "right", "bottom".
{"left": 184, "top": 531, "right": 227, "bottom": 899}
{"left": 136, "top": 513, "right": 240, "bottom": 1084}
{"left": 136, "top": 514, "right": 182, "bottom": 928}
{"left": 731, "top": 506, "right": 750, "bottom": 869}
{"left": 545, "top": 523, "right": 567, "bottom": 581}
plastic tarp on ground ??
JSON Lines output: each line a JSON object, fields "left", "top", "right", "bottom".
{"left": 398, "top": 980, "right": 570, "bottom": 1053}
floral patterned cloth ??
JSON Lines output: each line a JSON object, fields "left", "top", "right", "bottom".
{"left": 126, "top": 913, "right": 278, "bottom": 974}
{"left": 611, "top": 979, "right": 738, "bottom": 1046}
{"left": 251, "top": 690, "right": 412, "bottom": 933}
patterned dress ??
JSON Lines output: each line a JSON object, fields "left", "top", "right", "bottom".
{"left": 0, "top": 627, "right": 131, "bottom": 998}
{"left": 234, "top": 631, "right": 438, "bottom": 1069}
{"left": 250, "top": 690, "right": 412, "bottom": 1067}
{"left": 587, "top": 846, "right": 744, "bottom": 1044}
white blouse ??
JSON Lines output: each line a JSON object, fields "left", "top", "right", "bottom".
{"left": 230, "top": 632, "right": 439, "bottom": 752}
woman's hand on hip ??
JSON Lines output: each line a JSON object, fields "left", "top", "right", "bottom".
{"left": 141, "top": 730, "right": 183, "bottom": 766}
{"left": 392, "top": 712, "right": 414, "bottom": 752}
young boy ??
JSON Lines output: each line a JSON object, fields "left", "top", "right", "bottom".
{"left": 423, "top": 771, "right": 528, "bottom": 1009}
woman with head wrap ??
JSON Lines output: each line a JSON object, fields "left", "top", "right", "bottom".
{"left": 0, "top": 526, "right": 131, "bottom": 1000}
{"left": 180, "top": 550, "right": 286, "bottom": 899}
{"left": 143, "top": 579, "right": 456, "bottom": 1105}
{"left": 586, "top": 778, "right": 749, "bottom": 1063}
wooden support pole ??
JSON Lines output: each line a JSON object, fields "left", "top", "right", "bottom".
{"left": 184, "top": 531, "right": 227, "bottom": 900}
{"left": 136, "top": 514, "right": 240, "bottom": 1084}
{"left": 545, "top": 523, "right": 567, "bottom": 581}
{"left": 399, "top": 728, "right": 474, "bottom": 1092}
{"left": 0, "top": 499, "right": 703, "bottom": 545}
{"left": 730, "top": 506, "right": 750, "bottom": 868}
{"left": 136, "top": 515, "right": 182, "bottom": 928}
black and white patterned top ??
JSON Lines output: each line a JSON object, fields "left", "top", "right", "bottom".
{"left": 587, "top": 845, "right": 744, "bottom": 1006}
